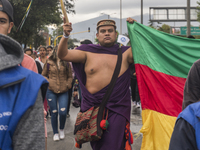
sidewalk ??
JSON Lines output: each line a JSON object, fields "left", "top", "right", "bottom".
{"left": 47, "top": 105, "right": 143, "bottom": 150}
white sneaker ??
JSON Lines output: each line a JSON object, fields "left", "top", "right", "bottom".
{"left": 136, "top": 102, "right": 140, "bottom": 108}
{"left": 59, "top": 129, "right": 65, "bottom": 140}
{"left": 53, "top": 134, "right": 60, "bottom": 141}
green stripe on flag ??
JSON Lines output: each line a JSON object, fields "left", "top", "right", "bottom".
{"left": 127, "top": 22, "right": 200, "bottom": 78}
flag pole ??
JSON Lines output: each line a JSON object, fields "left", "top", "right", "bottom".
{"left": 59, "top": 0, "right": 69, "bottom": 23}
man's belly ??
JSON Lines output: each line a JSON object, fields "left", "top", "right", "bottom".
{"left": 85, "top": 73, "right": 112, "bottom": 94}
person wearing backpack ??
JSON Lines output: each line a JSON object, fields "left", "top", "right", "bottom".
{"left": 42, "top": 47, "right": 72, "bottom": 141}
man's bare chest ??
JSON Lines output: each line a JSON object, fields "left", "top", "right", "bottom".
{"left": 85, "top": 53, "right": 117, "bottom": 74}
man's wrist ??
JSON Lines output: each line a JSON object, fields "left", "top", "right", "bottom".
{"left": 63, "top": 34, "right": 69, "bottom": 38}
{"left": 63, "top": 32, "right": 69, "bottom": 38}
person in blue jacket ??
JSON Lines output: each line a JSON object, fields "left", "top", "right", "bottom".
{"left": 0, "top": 0, "right": 48, "bottom": 149}
{"left": 169, "top": 101, "right": 200, "bottom": 150}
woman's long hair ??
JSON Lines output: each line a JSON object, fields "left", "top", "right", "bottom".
{"left": 48, "top": 46, "right": 69, "bottom": 74}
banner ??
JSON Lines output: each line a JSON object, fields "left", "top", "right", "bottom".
{"left": 127, "top": 22, "right": 200, "bottom": 150}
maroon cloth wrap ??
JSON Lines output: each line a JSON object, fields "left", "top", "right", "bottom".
{"left": 72, "top": 44, "right": 132, "bottom": 149}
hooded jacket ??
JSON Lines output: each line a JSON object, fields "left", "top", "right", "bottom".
{"left": 0, "top": 34, "right": 48, "bottom": 150}
{"left": 169, "top": 101, "right": 200, "bottom": 150}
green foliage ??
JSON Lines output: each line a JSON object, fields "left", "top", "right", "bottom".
{"left": 197, "top": 1, "right": 200, "bottom": 22}
{"left": 157, "top": 24, "right": 170, "bottom": 33}
{"left": 52, "top": 25, "right": 79, "bottom": 48}
{"left": 9, "top": 0, "right": 75, "bottom": 49}
{"left": 67, "top": 38, "right": 78, "bottom": 49}
{"left": 33, "top": 34, "right": 46, "bottom": 49}
{"left": 148, "top": 21, "right": 156, "bottom": 29}
{"left": 53, "top": 25, "right": 63, "bottom": 39}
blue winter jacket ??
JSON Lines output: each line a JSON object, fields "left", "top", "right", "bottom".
{"left": 177, "top": 101, "right": 200, "bottom": 150}
{"left": 0, "top": 66, "right": 48, "bottom": 150}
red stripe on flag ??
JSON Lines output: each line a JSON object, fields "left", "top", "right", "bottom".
{"left": 135, "top": 64, "right": 185, "bottom": 117}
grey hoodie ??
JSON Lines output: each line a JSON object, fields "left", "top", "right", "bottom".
{"left": 0, "top": 33, "right": 23, "bottom": 71}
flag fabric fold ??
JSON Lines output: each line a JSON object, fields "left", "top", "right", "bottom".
{"left": 127, "top": 22, "right": 200, "bottom": 150}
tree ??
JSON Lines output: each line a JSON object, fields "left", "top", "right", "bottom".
{"left": 52, "top": 24, "right": 79, "bottom": 48}
{"left": 157, "top": 24, "right": 170, "bottom": 33}
{"left": 148, "top": 21, "right": 156, "bottom": 29}
{"left": 68, "top": 38, "right": 79, "bottom": 49}
{"left": 9, "top": 0, "right": 75, "bottom": 49}
{"left": 197, "top": 1, "right": 200, "bottom": 22}
{"left": 53, "top": 25, "right": 63, "bottom": 39}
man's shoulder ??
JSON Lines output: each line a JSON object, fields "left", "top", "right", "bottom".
{"left": 190, "top": 59, "right": 200, "bottom": 71}
{"left": 178, "top": 101, "right": 200, "bottom": 126}
{"left": 193, "top": 59, "right": 200, "bottom": 65}
{"left": 21, "top": 54, "right": 35, "bottom": 65}
{"left": 23, "top": 54, "right": 35, "bottom": 62}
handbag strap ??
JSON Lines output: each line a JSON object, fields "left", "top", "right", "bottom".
{"left": 97, "top": 46, "right": 122, "bottom": 136}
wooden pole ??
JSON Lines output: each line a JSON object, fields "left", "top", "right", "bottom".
{"left": 60, "top": 0, "right": 69, "bottom": 23}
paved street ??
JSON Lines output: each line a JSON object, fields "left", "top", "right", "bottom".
{"left": 46, "top": 104, "right": 143, "bottom": 150}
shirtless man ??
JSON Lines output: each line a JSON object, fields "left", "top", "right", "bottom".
{"left": 58, "top": 18, "right": 134, "bottom": 94}
{"left": 58, "top": 18, "right": 135, "bottom": 150}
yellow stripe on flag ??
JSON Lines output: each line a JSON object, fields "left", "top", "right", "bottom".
{"left": 140, "top": 109, "right": 177, "bottom": 150}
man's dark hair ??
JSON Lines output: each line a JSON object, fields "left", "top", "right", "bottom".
{"left": 24, "top": 48, "right": 33, "bottom": 54}
{"left": 0, "top": 0, "right": 14, "bottom": 23}
{"left": 80, "top": 39, "right": 93, "bottom": 45}
{"left": 47, "top": 46, "right": 53, "bottom": 49}
{"left": 187, "top": 35, "right": 195, "bottom": 39}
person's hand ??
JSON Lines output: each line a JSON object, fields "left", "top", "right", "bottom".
{"left": 126, "top": 17, "right": 137, "bottom": 24}
{"left": 133, "top": 72, "right": 136, "bottom": 76}
{"left": 73, "top": 91, "right": 78, "bottom": 97}
{"left": 63, "top": 17, "right": 72, "bottom": 36}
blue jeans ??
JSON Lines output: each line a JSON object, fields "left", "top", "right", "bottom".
{"left": 46, "top": 89, "right": 69, "bottom": 134}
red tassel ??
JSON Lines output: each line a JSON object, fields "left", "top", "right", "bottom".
{"left": 100, "top": 120, "right": 109, "bottom": 130}
{"left": 75, "top": 142, "right": 81, "bottom": 148}
{"left": 100, "top": 109, "right": 109, "bottom": 130}
{"left": 125, "top": 141, "right": 132, "bottom": 150}
{"left": 130, "top": 132, "right": 134, "bottom": 144}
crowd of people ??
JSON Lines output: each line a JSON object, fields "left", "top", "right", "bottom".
{"left": 1, "top": 0, "right": 200, "bottom": 150}
{"left": 24, "top": 44, "right": 84, "bottom": 142}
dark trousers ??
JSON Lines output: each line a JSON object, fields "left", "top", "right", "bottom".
{"left": 67, "top": 78, "right": 75, "bottom": 114}
{"left": 130, "top": 78, "right": 140, "bottom": 103}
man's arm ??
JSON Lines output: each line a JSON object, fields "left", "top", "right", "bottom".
{"left": 183, "top": 60, "right": 200, "bottom": 110}
{"left": 126, "top": 18, "right": 136, "bottom": 64}
{"left": 57, "top": 22, "right": 86, "bottom": 63}
{"left": 12, "top": 89, "right": 45, "bottom": 150}
{"left": 127, "top": 47, "right": 134, "bottom": 64}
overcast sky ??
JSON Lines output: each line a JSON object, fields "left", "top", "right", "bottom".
{"left": 67, "top": 0, "right": 199, "bottom": 24}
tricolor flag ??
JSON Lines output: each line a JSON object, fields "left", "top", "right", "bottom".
{"left": 127, "top": 22, "right": 200, "bottom": 150}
